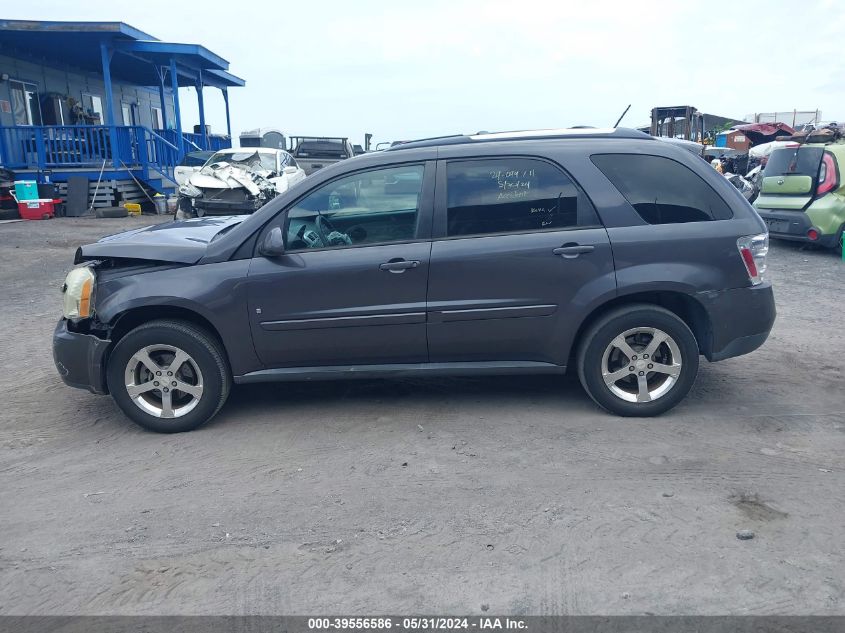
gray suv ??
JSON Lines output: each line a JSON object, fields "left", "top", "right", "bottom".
{"left": 53, "top": 129, "right": 775, "bottom": 433}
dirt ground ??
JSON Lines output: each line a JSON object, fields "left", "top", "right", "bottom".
{"left": 0, "top": 215, "right": 843, "bottom": 615}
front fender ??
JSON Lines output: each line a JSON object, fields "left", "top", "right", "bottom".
{"left": 93, "top": 260, "right": 262, "bottom": 376}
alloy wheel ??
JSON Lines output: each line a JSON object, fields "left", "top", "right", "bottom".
{"left": 123, "top": 344, "right": 204, "bottom": 418}
{"left": 600, "top": 327, "right": 682, "bottom": 403}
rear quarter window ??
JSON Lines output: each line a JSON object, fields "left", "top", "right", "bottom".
{"left": 591, "top": 153, "right": 733, "bottom": 224}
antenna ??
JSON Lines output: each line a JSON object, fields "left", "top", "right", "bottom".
{"left": 614, "top": 104, "right": 632, "bottom": 128}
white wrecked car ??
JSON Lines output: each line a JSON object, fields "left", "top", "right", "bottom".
{"left": 175, "top": 148, "right": 306, "bottom": 218}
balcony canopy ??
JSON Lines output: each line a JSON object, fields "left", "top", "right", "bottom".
{"left": 0, "top": 20, "right": 245, "bottom": 89}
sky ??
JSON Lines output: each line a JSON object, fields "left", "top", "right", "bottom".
{"left": 5, "top": 0, "right": 845, "bottom": 147}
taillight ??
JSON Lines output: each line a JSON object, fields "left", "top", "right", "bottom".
{"left": 736, "top": 234, "right": 769, "bottom": 286}
{"left": 817, "top": 152, "right": 838, "bottom": 195}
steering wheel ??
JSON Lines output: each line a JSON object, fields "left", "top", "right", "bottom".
{"left": 314, "top": 214, "right": 337, "bottom": 246}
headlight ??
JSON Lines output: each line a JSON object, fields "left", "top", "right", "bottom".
{"left": 62, "top": 266, "right": 95, "bottom": 320}
{"left": 179, "top": 182, "right": 202, "bottom": 198}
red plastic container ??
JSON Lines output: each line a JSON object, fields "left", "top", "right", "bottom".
{"left": 18, "top": 199, "right": 55, "bottom": 220}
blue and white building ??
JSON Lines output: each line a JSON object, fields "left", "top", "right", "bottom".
{"left": 0, "top": 19, "right": 245, "bottom": 196}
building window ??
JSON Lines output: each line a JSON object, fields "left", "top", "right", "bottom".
{"left": 9, "top": 80, "right": 42, "bottom": 126}
{"left": 81, "top": 93, "right": 104, "bottom": 124}
{"left": 121, "top": 103, "right": 137, "bottom": 126}
{"left": 151, "top": 106, "right": 164, "bottom": 130}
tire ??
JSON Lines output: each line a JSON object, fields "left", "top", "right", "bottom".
{"left": 174, "top": 208, "right": 196, "bottom": 221}
{"left": 106, "top": 319, "right": 231, "bottom": 433}
{"left": 576, "top": 304, "right": 700, "bottom": 417}
{"left": 95, "top": 206, "right": 128, "bottom": 218}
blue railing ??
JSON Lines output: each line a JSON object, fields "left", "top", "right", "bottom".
{"left": 155, "top": 129, "right": 231, "bottom": 153}
{"left": 0, "top": 125, "right": 131, "bottom": 169}
{"left": 144, "top": 128, "right": 179, "bottom": 175}
{"left": 0, "top": 124, "right": 231, "bottom": 180}
{"left": 201, "top": 134, "right": 230, "bottom": 152}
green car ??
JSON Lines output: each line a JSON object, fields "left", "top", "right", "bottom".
{"left": 754, "top": 140, "right": 845, "bottom": 254}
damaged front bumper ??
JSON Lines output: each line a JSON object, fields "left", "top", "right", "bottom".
{"left": 179, "top": 194, "right": 266, "bottom": 216}
{"left": 194, "top": 198, "right": 266, "bottom": 214}
{"left": 52, "top": 318, "right": 110, "bottom": 394}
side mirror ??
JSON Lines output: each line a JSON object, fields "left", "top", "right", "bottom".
{"left": 259, "top": 226, "right": 285, "bottom": 257}
{"left": 283, "top": 165, "right": 298, "bottom": 175}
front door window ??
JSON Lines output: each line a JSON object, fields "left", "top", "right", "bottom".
{"left": 284, "top": 164, "right": 425, "bottom": 250}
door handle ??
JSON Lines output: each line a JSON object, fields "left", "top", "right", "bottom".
{"left": 379, "top": 258, "right": 420, "bottom": 273}
{"left": 553, "top": 244, "right": 594, "bottom": 259}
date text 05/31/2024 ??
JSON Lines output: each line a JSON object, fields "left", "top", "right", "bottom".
{"left": 307, "top": 617, "right": 528, "bottom": 630}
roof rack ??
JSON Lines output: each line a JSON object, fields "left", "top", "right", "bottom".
{"left": 386, "top": 127, "right": 652, "bottom": 151}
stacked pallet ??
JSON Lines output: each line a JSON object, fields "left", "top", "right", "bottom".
{"left": 55, "top": 179, "right": 152, "bottom": 209}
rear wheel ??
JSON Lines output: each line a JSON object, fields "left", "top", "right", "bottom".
{"left": 577, "top": 305, "right": 700, "bottom": 417}
{"left": 106, "top": 320, "right": 230, "bottom": 432}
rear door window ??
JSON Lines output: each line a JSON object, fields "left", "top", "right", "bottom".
{"left": 445, "top": 158, "right": 596, "bottom": 237}
{"left": 591, "top": 154, "right": 733, "bottom": 224}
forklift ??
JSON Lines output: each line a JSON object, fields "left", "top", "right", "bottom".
{"left": 650, "top": 106, "right": 705, "bottom": 143}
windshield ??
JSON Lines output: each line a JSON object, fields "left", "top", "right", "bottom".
{"left": 764, "top": 147, "right": 823, "bottom": 178}
{"left": 204, "top": 151, "right": 276, "bottom": 172}
{"left": 180, "top": 151, "right": 213, "bottom": 167}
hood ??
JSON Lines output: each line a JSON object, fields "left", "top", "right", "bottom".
{"left": 188, "top": 172, "right": 236, "bottom": 190}
{"left": 187, "top": 162, "right": 274, "bottom": 196}
{"left": 76, "top": 216, "right": 246, "bottom": 264}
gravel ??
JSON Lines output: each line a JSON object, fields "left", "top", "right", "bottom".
{"left": 0, "top": 216, "right": 843, "bottom": 615}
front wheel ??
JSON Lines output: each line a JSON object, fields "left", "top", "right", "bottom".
{"left": 106, "top": 320, "right": 231, "bottom": 432}
{"left": 577, "top": 305, "right": 700, "bottom": 417}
